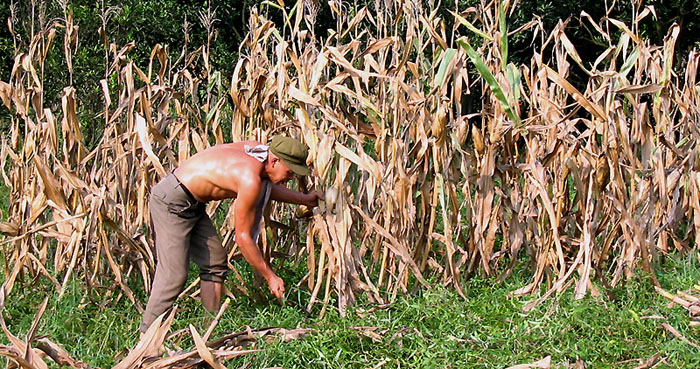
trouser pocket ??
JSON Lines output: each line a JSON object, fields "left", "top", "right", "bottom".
{"left": 167, "top": 200, "right": 204, "bottom": 219}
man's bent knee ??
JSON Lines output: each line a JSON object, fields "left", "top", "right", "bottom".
{"left": 200, "top": 271, "right": 227, "bottom": 283}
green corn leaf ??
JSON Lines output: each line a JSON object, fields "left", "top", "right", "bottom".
{"left": 435, "top": 48, "right": 457, "bottom": 88}
{"left": 457, "top": 38, "right": 521, "bottom": 126}
{"left": 207, "top": 71, "right": 221, "bottom": 93}
{"left": 614, "top": 33, "right": 630, "bottom": 59}
{"left": 613, "top": 47, "right": 638, "bottom": 92}
{"left": 506, "top": 63, "right": 521, "bottom": 104}
{"left": 272, "top": 28, "right": 284, "bottom": 42}
{"left": 661, "top": 25, "right": 680, "bottom": 87}
{"left": 451, "top": 11, "right": 492, "bottom": 41}
{"left": 619, "top": 47, "right": 639, "bottom": 79}
{"left": 436, "top": 172, "right": 446, "bottom": 214}
{"left": 499, "top": 1, "right": 508, "bottom": 72}
{"left": 260, "top": 1, "right": 283, "bottom": 10}
{"left": 204, "top": 97, "right": 226, "bottom": 125}
{"left": 285, "top": 1, "right": 299, "bottom": 31}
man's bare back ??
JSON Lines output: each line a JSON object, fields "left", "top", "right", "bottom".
{"left": 174, "top": 141, "right": 266, "bottom": 202}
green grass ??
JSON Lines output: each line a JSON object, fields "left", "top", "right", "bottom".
{"left": 1, "top": 253, "right": 699, "bottom": 368}
{"left": 0, "top": 182, "right": 8, "bottom": 222}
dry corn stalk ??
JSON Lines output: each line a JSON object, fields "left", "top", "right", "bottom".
{"left": 0, "top": 0, "right": 698, "bottom": 338}
{"left": 656, "top": 282, "right": 700, "bottom": 326}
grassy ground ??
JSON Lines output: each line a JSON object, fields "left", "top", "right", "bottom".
{"left": 1, "top": 253, "right": 699, "bottom": 368}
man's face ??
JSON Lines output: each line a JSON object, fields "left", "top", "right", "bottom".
{"left": 270, "top": 158, "right": 295, "bottom": 185}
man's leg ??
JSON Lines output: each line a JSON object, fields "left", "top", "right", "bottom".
{"left": 200, "top": 279, "right": 222, "bottom": 313}
{"left": 140, "top": 178, "right": 196, "bottom": 333}
{"left": 141, "top": 248, "right": 189, "bottom": 332}
{"left": 190, "top": 213, "right": 229, "bottom": 315}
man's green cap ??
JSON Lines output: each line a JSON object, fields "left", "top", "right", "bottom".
{"left": 269, "top": 136, "right": 310, "bottom": 176}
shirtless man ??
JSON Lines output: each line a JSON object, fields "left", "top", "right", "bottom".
{"left": 139, "top": 136, "right": 322, "bottom": 333}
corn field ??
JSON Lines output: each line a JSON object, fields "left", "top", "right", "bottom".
{"left": 0, "top": 0, "right": 699, "bottom": 366}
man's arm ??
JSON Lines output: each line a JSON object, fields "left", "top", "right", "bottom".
{"left": 234, "top": 178, "right": 284, "bottom": 299}
{"left": 270, "top": 183, "right": 323, "bottom": 207}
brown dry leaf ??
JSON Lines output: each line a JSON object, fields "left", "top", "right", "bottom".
{"left": 0, "top": 222, "right": 19, "bottom": 236}
{"left": 0, "top": 291, "right": 49, "bottom": 369}
{"left": 276, "top": 328, "right": 314, "bottom": 342}
{"left": 135, "top": 113, "right": 167, "bottom": 177}
{"left": 0, "top": 346, "right": 35, "bottom": 369}
{"left": 360, "top": 37, "right": 395, "bottom": 58}
{"left": 615, "top": 84, "right": 663, "bottom": 94}
{"left": 659, "top": 323, "right": 700, "bottom": 349}
{"left": 544, "top": 65, "right": 606, "bottom": 120}
{"left": 506, "top": 355, "right": 552, "bottom": 369}
{"left": 631, "top": 353, "right": 664, "bottom": 369}
{"left": 0, "top": 81, "right": 12, "bottom": 109}
{"left": 351, "top": 204, "right": 428, "bottom": 287}
{"left": 33, "top": 155, "right": 68, "bottom": 210}
{"left": 189, "top": 325, "right": 226, "bottom": 369}
{"left": 351, "top": 326, "right": 385, "bottom": 343}
{"left": 34, "top": 338, "right": 91, "bottom": 369}
{"left": 289, "top": 84, "right": 320, "bottom": 106}
{"left": 112, "top": 308, "right": 176, "bottom": 369}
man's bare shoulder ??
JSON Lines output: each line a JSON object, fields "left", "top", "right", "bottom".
{"left": 198, "top": 142, "right": 264, "bottom": 164}
{"left": 211, "top": 140, "right": 262, "bottom": 153}
{"left": 174, "top": 141, "right": 266, "bottom": 201}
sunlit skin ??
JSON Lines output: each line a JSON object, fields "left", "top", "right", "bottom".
{"left": 172, "top": 141, "right": 323, "bottom": 309}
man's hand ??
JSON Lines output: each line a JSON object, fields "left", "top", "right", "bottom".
{"left": 303, "top": 191, "right": 325, "bottom": 208}
{"left": 266, "top": 274, "right": 285, "bottom": 300}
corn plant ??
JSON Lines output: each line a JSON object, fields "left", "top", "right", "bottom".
{"left": 0, "top": 0, "right": 698, "bottom": 366}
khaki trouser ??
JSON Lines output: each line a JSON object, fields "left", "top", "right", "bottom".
{"left": 139, "top": 173, "right": 228, "bottom": 332}
{"left": 140, "top": 173, "right": 272, "bottom": 332}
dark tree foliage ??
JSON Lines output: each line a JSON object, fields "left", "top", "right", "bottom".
{"left": 0, "top": 2, "right": 12, "bottom": 82}
{"left": 0, "top": 0, "right": 251, "bottom": 145}
{"left": 509, "top": 0, "right": 699, "bottom": 69}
